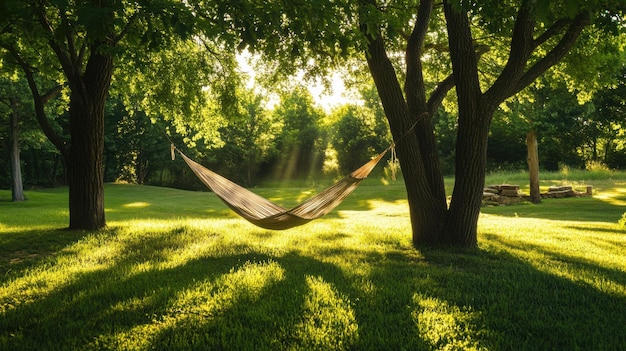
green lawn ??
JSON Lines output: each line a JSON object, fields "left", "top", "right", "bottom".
{"left": 0, "top": 173, "right": 625, "bottom": 350}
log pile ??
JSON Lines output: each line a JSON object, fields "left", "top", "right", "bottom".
{"left": 541, "top": 185, "right": 593, "bottom": 198}
{"left": 483, "top": 184, "right": 523, "bottom": 205}
{"left": 483, "top": 184, "right": 593, "bottom": 205}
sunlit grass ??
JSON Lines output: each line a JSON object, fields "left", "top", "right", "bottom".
{"left": 0, "top": 173, "right": 625, "bottom": 350}
{"left": 412, "top": 294, "right": 485, "bottom": 351}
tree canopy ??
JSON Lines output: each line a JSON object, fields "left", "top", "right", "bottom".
{"left": 205, "top": 0, "right": 626, "bottom": 246}
{"left": 0, "top": 0, "right": 239, "bottom": 229}
{"left": 1, "top": 0, "right": 625, "bottom": 247}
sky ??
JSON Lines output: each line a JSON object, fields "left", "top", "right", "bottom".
{"left": 236, "top": 51, "right": 355, "bottom": 112}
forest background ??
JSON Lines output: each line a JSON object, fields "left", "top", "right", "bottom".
{"left": 2, "top": 59, "right": 625, "bottom": 192}
{"left": 3, "top": 0, "right": 626, "bottom": 249}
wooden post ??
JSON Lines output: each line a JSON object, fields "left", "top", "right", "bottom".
{"left": 526, "top": 129, "right": 541, "bottom": 203}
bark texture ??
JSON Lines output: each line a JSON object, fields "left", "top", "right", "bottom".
{"left": 67, "top": 50, "right": 113, "bottom": 230}
{"left": 361, "top": 0, "right": 448, "bottom": 246}
{"left": 9, "top": 98, "right": 25, "bottom": 202}
{"left": 526, "top": 129, "right": 541, "bottom": 203}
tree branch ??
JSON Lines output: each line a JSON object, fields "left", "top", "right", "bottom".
{"left": 533, "top": 18, "right": 569, "bottom": 48}
{"left": 513, "top": 11, "right": 590, "bottom": 94}
{"left": 113, "top": 12, "right": 139, "bottom": 45}
{"left": 0, "top": 42, "right": 69, "bottom": 160}
{"left": 427, "top": 74, "right": 454, "bottom": 113}
{"left": 41, "top": 85, "right": 63, "bottom": 103}
{"left": 405, "top": 0, "right": 434, "bottom": 114}
{"left": 60, "top": 10, "right": 79, "bottom": 67}
{"left": 443, "top": 0, "right": 481, "bottom": 102}
{"left": 485, "top": 1, "right": 535, "bottom": 102}
{"left": 34, "top": 4, "right": 79, "bottom": 89}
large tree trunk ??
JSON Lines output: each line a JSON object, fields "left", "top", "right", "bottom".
{"left": 363, "top": 22, "right": 447, "bottom": 246}
{"left": 440, "top": 1, "right": 490, "bottom": 247}
{"left": 359, "top": 0, "right": 588, "bottom": 248}
{"left": 67, "top": 51, "right": 113, "bottom": 230}
{"left": 440, "top": 1, "right": 587, "bottom": 246}
{"left": 443, "top": 105, "right": 491, "bottom": 246}
{"left": 526, "top": 129, "right": 541, "bottom": 203}
{"left": 9, "top": 98, "right": 25, "bottom": 202}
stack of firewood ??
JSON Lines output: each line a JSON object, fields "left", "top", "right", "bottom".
{"left": 541, "top": 185, "right": 592, "bottom": 198}
{"left": 483, "top": 184, "right": 521, "bottom": 205}
{"left": 483, "top": 184, "right": 593, "bottom": 205}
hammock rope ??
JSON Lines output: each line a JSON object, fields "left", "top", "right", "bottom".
{"left": 171, "top": 111, "right": 427, "bottom": 230}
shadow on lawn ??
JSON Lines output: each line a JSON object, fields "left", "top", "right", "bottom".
{"left": 1, "top": 226, "right": 625, "bottom": 350}
{"left": 0, "top": 229, "right": 88, "bottom": 281}
{"left": 419, "top": 245, "right": 626, "bottom": 350}
{"left": 481, "top": 195, "right": 625, "bottom": 223}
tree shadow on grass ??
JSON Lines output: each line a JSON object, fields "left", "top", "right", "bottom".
{"left": 483, "top": 232, "right": 626, "bottom": 295}
{"left": 481, "top": 196, "right": 625, "bottom": 223}
{"left": 1, "top": 226, "right": 625, "bottom": 350}
{"left": 418, "top": 243, "right": 626, "bottom": 350}
{"left": 0, "top": 226, "right": 427, "bottom": 350}
{"left": 0, "top": 229, "right": 88, "bottom": 282}
{"left": 564, "top": 225, "right": 626, "bottom": 236}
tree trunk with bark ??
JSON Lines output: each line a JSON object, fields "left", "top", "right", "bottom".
{"left": 360, "top": 0, "right": 589, "bottom": 247}
{"left": 526, "top": 129, "right": 541, "bottom": 203}
{"left": 11, "top": 40, "right": 113, "bottom": 230}
{"left": 364, "top": 47, "right": 446, "bottom": 245}
{"left": 9, "top": 98, "right": 25, "bottom": 202}
{"left": 67, "top": 51, "right": 113, "bottom": 230}
{"left": 437, "top": 1, "right": 588, "bottom": 247}
{"left": 362, "top": 0, "right": 448, "bottom": 246}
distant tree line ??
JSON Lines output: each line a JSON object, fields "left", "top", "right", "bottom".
{"left": 2, "top": 64, "right": 625, "bottom": 192}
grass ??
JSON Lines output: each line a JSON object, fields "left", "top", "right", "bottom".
{"left": 0, "top": 172, "right": 625, "bottom": 350}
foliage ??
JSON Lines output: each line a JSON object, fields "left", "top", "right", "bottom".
{"left": 590, "top": 66, "right": 626, "bottom": 168}
{"left": 103, "top": 98, "right": 171, "bottom": 184}
{"left": 269, "top": 87, "right": 325, "bottom": 180}
{"left": 112, "top": 38, "right": 238, "bottom": 148}
{"left": 209, "top": 88, "right": 281, "bottom": 186}
{"left": 486, "top": 108, "right": 528, "bottom": 172}
{"left": 329, "top": 104, "right": 390, "bottom": 174}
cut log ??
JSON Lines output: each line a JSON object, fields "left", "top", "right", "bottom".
{"left": 548, "top": 186, "right": 573, "bottom": 192}
{"left": 500, "top": 189, "right": 520, "bottom": 197}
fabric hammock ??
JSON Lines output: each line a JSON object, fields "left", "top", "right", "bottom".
{"left": 175, "top": 147, "right": 389, "bottom": 230}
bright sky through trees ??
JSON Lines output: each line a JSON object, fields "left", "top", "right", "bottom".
{"left": 236, "top": 50, "right": 356, "bottom": 112}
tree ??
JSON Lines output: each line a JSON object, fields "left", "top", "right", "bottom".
{"left": 270, "top": 87, "right": 325, "bottom": 180}
{"left": 330, "top": 104, "right": 390, "bottom": 174}
{"left": 207, "top": 88, "right": 280, "bottom": 186}
{"left": 213, "top": 0, "right": 624, "bottom": 247}
{"left": 0, "top": 72, "right": 27, "bottom": 201}
{"left": 0, "top": 1, "right": 203, "bottom": 230}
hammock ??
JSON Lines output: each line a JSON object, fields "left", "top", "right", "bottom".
{"left": 175, "top": 148, "right": 389, "bottom": 230}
